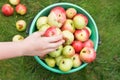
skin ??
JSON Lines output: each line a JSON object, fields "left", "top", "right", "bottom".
{"left": 0, "top": 31, "right": 64, "bottom": 60}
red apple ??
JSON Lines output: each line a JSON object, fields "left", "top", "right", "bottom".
{"left": 74, "top": 28, "right": 90, "bottom": 42}
{"left": 9, "top": 0, "right": 20, "bottom": 6}
{"left": 15, "top": 4, "right": 27, "bottom": 15}
{"left": 48, "top": 6, "right": 66, "bottom": 28}
{"left": 1, "top": 4, "right": 14, "bottom": 16}
{"left": 73, "top": 14, "right": 88, "bottom": 29}
{"left": 61, "top": 19, "right": 75, "bottom": 33}
{"left": 83, "top": 39, "right": 94, "bottom": 48}
{"left": 80, "top": 47, "right": 96, "bottom": 63}
{"left": 66, "top": 8, "right": 77, "bottom": 19}
{"left": 72, "top": 40, "right": 83, "bottom": 53}
{"left": 44, "top": 27, "right": 61, "bottom": 37}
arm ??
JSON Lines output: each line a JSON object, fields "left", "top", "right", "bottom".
{"left": 0, "top": 31, "right": 64, "bottom": 60}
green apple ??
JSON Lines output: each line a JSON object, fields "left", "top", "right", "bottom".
{"left": 36, "top": 16, "right": 48, "bottom": 29}
{"left": 44, "top": 57, "right": 56, "bottom": 68}
{"left": 55, "top": 55, "right": 64, "bottom": 66}
{"left": 73, "top": 14, "right": 88, "bottom": 29}
{"left": 9, "top": 0, "right": 20, "bottom": 5}
{"left": 62, "top": 30, "right": 74, "bottom": 45}
{"left": 71, "top": 54, "right": 82, "bottom": 68}
{"left": 59, "top": 58, "right": 73, "bottom": 72}
{"left": 16, "top": 20, "right": 26, "bottom": 31}
{"left": 12, "top": 34, "right": 24, "bottom": 42}
{"left": 49, "top": 45, "right": 63, "bottom": 57}
{"left": 38, "top": 24, "right": 50, "bottom": 32}
{"left": 62, "top": 45, "right": 75, "bottom": 58}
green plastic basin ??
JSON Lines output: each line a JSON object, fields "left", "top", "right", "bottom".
{"left": 29, "top": 2, "right": 99, "bottom": 74}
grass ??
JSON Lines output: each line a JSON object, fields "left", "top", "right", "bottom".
{"left": 0, "top": 0, "right": 120, "bottom": 80}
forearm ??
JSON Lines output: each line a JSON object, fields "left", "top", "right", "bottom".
{"left": 0, "top": 42, "right": 25, "bottom": 60}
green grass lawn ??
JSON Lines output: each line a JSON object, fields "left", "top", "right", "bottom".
{"left": 0, "top": 0, "right": 120, "bottom": 80}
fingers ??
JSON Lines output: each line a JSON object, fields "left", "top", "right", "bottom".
{"left": 47, "top": 40, "right": 65, "bottom": 49}
{"left": 46, "top": 34, "right": 63, "bottom": 43}
{"left": 38, "top": 48, "right": 57, "bottom": 58}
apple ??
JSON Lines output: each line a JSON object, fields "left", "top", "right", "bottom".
{"left": 44, "top": 57, "right": 56, "bottom": 67}
{"left": 16, "top": 20, "right": 26, "bottom": 31}
{"left": 74, "top": 28, "right": 90, "bottom": 42}
{"left": 80, "top": 47, "right": 96, "bottom": 63}
{"left": 71, "top": 54, "right": 82, "bottom": 68}
{"left": 85, "top": 26, "right": 91, "bottom": 36}
{"left": 66, "top": 8, "right": 77, "bottom": 19}
{"left": 38, "top": 24, "right": 50, "bottom": 32}
{"left": 61, "top": 19, "right": 75, "bottom": 33}
{"left": 48, "top": 6, "right": 66, "bottom": 28}
{"left": 36, "top": 16, "right": 48, "bottom": 29}
{"left": 9, "top": 0, "right": 20, "bottom": 6}
{"left": 15, "top": 4, "right": 27, "bottom": 15}
{"left": 62, "top": 45, "right": 75, "bottom": 58}
{"left": 49, "top": 45, "right": 63, "bottom": 57}
{"left": 59, "top": 58, "right": 73, "bottom": 72}
{"left": 72, "top": 40, "right": 83, "bottom": 53}
{"left": 1, "top": 4, "right": 14, "bottom": 16}
{"left": 55, "top": 55, "right": 64, "bottom": 66}
{"left": 73, "top": 14, "right": 88, "bottom": 29}
{"left": 62, "top": 30, "right": 74, "bottom": 45}
{"left": 44, "top": 27, "right": 61, "bottom": 37}
{"left": 12, "top": 34, "right": 24, "bottom": 42}
{"left": 83, "top": 39, "right": 94, "bottom": 48}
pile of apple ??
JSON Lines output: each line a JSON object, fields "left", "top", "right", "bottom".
{"left": 1, "top": 0, "right": 28, "bottom": 42}
{"left": 1, "top": 0, "right": 27, "bottom": 16}
{"left": 36, "top": 6, "right": 96, "bottom": 72}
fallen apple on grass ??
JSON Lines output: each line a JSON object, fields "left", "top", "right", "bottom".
{"left": 9, "top": 0, "right": 20, "bottom": 6}
{"left": 15, "top": 4, "right": 27, "bottom": 15}
{"left": 12, "top": 34, "right": 24, "bottom": 42}
{"left": 1, "top": 4, "right": 14, "bottom": 16}
{"left": 16, "top": 20, "right": 26, "bottom": 31}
